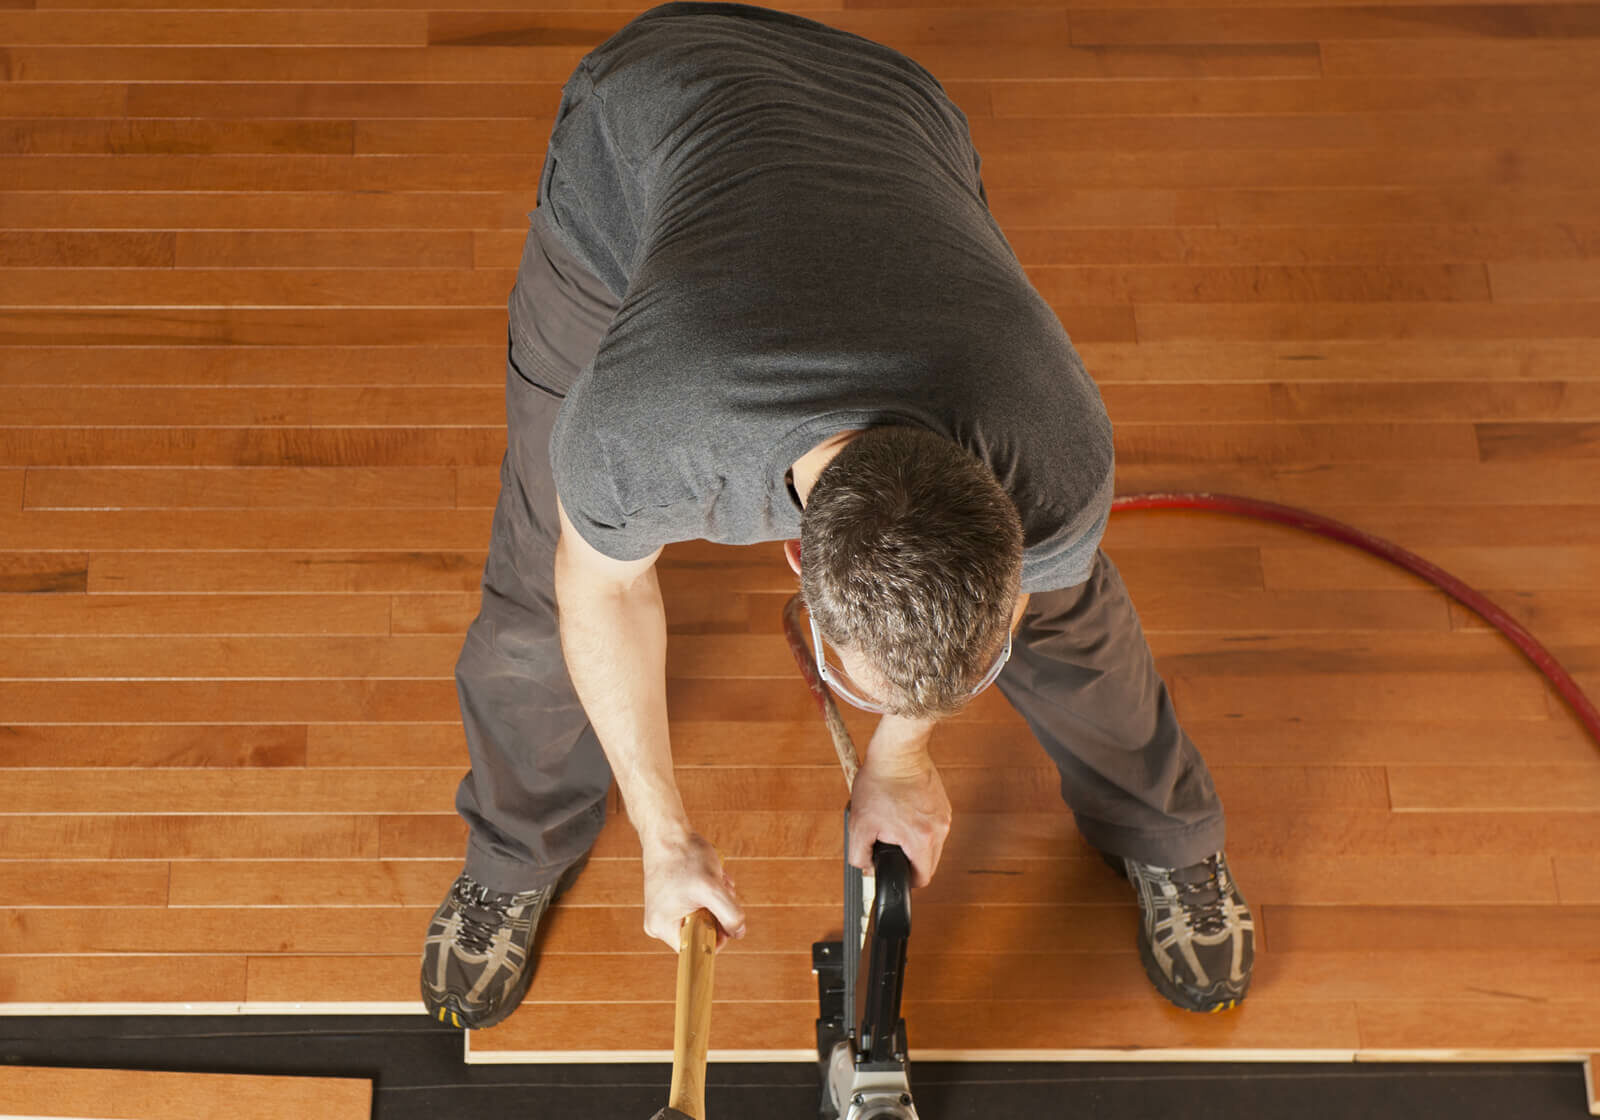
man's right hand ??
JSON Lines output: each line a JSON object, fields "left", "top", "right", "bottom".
{"left": 640, "top": 827, "right": 747, "bottom": 952}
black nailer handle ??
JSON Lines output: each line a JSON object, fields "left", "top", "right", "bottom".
{"left": 855, "top": 840, "right": 912, "bottom": 1066}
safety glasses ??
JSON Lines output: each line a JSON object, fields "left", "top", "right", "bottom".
{"left": 808, "top": 610, "right": 1011, "bottom": 715}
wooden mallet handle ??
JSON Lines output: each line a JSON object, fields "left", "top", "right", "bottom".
{"left": 666, "top": 907, "right": 718, "bottom": 1119}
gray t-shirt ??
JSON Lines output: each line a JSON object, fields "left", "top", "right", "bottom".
{"left": 537, "top": 2, "right": 1115, "bottom": 592}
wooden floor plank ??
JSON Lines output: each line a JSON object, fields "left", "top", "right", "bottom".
{"left": 0, "top": 1066, "right": 371, "bottom": 1120}
{"left": 0, "top": 118, "right": 356, "bottom": 156}
{"left": 987, "top": 75, "right": 1600, "bottom": 118}
{"left": 175, "top": 229, "right": 475, "bottom": 269}
{"left": 1388, "top": 765, "right": 1600, "bottom": 812}
{"left": 1553, "top": 858, "right": 1600, "bottom": 903}
{"left": 0, "top": 82, "right": 127, "bottom": 118}
{"left": 0, "top": 230, "right": 174, "bottom": 267}
{"left": 23, "top": 467, "right": 459, "bottom": 510}
{"left": 0, "top": 634, "right": 462, "bottom": 678}
{"left": 124, "top": 81, "right": 563, "bottom": 120}
{"left": 1490, "top": 259, "right": 1600, "bottom": 301}
{"left": 1321, "top": 38, "right": 1600, "bottom": 77}
{"left": 0, "top": 428, "right": 504, "bottom": 469}
{"left": 0, "top": 725, "right": 307, "bottom": 768}
{"left": 0, "top": 190, "right": 535, "bottom": 231}
{"left": 1264, "top": 904, "right": 1600, "bottom": 951}
{"left": 0, "top": 861, "right": 170, "bottom": 908}
{"left": 0, "top": 10, "right": 427, "bottom": 45}
{"left": 1069, "top": 5, "right": 1600, "bottom": 46}
{"left": 0, "top": 266, "right": 513, "bottom": 307}
{"left": 0, "top": 593, "right": 391, "bottom": 636}
{"left": 0, "top": 815, "right": 381, "bottom": 860}
{"left": 0, "top": 679, "right": 460, "bottom": 724}
{"left": 1259, "top": 543, "right": 1600, "bottom": 590}
{"left": 0, "top": 345, "right": 505, "bottom": 387}
{"left": 1354, "top": 1002, "right": 1600, "bottom": 1052}
{"left": 0, "top": 957, "right": 247, "bottom": 1005}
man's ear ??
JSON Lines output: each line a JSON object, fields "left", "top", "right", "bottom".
{"left": 783, "top": 538, "right": 802, "bottom": 576}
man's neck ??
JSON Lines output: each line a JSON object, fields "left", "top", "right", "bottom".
{"left": 787, "top": 429, "right": 865, "bottom": 506}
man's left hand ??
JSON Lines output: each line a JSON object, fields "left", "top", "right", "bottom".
{"left": 846, "top": 717, "right": 951, "bottom": 888}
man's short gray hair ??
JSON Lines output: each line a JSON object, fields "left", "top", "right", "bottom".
{"left": 800, "top": 425, "right": 1024, "bottom": 719}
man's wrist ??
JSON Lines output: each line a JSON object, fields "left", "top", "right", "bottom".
{"left": 865, "top": 713, "right": 938, "bottom": 772}
{"left": 633, "top": 802, "right": 693, "bottom": 855}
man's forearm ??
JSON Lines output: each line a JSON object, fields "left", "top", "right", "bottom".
{"left": 553, "top": 553, "right": 687, "bottom": 850}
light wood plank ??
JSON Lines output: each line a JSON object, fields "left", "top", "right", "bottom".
{"left": 0, "top": 635, "right": 460, "bottom": 679}
{"left": 0, "top": 230, "right": 173, "bottom": 267}
{"left": 0, "top": 345, "right": 504, "bottom": 387}
{"left": 1172, "top": 671, "right": 1549, "bottom": 721}
{"left": 0, "top": 957, "right": 247, "bottom": 1004}
{"left": 0, "top": 550, "right": 84, "bottom": 593}
{"left": 0, "top": 118, "right": 355, "bottom": 155}
{"left": 24, "top": 467, "right": 458, "bottom": 510}
{"left": 1321, "top": 38, "right": 1600, "bottom": 78}
{"left": 89, "top": 553, "right": 489, "bottom": 595}
{"left": 0, "top": 1066, "right": 371, "bottom": 1120}
{"left": 0, "top": 428, "right": 504, "bottom": 469}
{"left": 0, "top": 307, "right": 505, "bottom": 348}
{"left": 0, "top": 10, "right": 427, "bottom": 45}
{"left": 1491, "top": 259, "right": 1600, "bottom": 301}
{"left": 1265, "top": 905, "right": 1600, "bottom": 951}
{"left": 0, "top": 82, "right": 127, "bottom": 118}
{"left": 0, "top": 725, "right": 307, "bottom": 768}
{"left": 0, "top": 679, "right": 459, "bottom": 724}
{"left": 0, "top": 862, "right": 170, "bottom": 908}
{"left": 988, "top": 76, "right": 1600, "bottom": 118}
{"left": 1069, "top": 5, "right": 1600, "bottom": 45}
{"left": 1477, "top": 420, "right": 1600, "bottom": 460}
{"left": 0, "top": 593, "right": 391, "bottom": 636}
{"left": 1447, "top": 590, "right": 1600, "bottom": 644}
{"left": 1239, "top": 537, "right": 1600, "bottom": 588}
{"left": 1388, "top": 766, "right": 1600, "bottom": 812}
{"left": 175, "top": 229, "right": 475, "bottom": 268}
{"left": 0, "top": 266, "right": 512, "bottom": 306}
{"left": 0, "top": 190, "right": 534, "bottom": 231}
{"left": 1354, "top": 1002, "right": 1600, "bottom": 1053}
{"left": 1136, "top": 301, "right": 1600, "bottom": 341}
{"left": 1078, "top": 340, "right": 1600, "bottom": 384}
{"left": 127, "top": 81, "right": 563, "bottom": 119}
{"left": 1554, "top": 857, "right": 1600, "bottom": 903}
{"left": 0, "top": 469, "right": 21, "bottom": 512}
{"left": 0, "top": 815, "right": 380, "bottom": 860}
{"left": 1125, "top": 464, "right": 1600, "bottom": 510}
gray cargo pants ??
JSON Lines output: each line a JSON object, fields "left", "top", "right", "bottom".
{"left": 453, "top": 209, "right": 1226, "bottom": 896}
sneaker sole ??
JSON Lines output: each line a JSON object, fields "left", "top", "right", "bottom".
{"left": 422, "top": 855, "right": 589, "bottom": 1031}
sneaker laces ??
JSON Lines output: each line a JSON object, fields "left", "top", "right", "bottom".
{"left": 1169, "top": 856, "right": 1229, "bottom": 937}
{"left": 451, "top": 877, "right": 522, "bottom": 955}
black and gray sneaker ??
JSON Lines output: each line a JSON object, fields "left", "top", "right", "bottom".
{"left": 420, "top": 862, "right": 582, "bottom": 1030}
{"left": 1105, "top": 850, "right": 1254, "bottom": 1014}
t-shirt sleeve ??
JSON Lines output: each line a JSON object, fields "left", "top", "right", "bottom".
{"left": 549, "top": 409, "right": 668, "bottom": 564}
{"left": 1017, "top": 472, "right": 1115, "bottom": 593}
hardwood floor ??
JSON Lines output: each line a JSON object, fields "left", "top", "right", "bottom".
{"left": 2, "top": 0, "right": 1597, "bottom": 1068}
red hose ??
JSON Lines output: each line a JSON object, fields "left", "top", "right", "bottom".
{"left": 1112, "top": 492, "right": 1600, "bottom": 750}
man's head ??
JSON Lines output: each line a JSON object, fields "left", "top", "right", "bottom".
{"left": 797, "top": 425, "right": 1024, "bottom": 719}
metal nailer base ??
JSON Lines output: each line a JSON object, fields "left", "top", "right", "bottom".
{"left": 813, "top": 940, "right": 918, "bottom": 1120}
